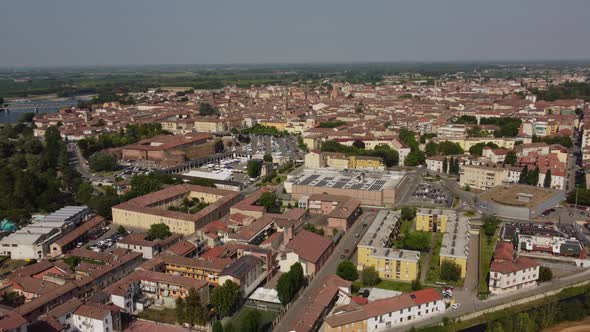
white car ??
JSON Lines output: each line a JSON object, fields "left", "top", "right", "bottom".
{"left": 451, "top": 303, "right": 461, "bottom": 309}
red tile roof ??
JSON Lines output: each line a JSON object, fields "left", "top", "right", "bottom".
{"left": 286, "top": 230, "right": 333, "bottom": 264}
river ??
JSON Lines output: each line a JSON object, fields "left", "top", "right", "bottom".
{"left": 0, "top": 97, "right": 91, "bottom": 123}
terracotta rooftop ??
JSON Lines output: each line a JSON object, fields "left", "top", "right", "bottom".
{"left": 286, "top": 230, "right": 333, "bottom": 264}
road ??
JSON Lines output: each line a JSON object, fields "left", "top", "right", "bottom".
{"left": 274, "top": 210, "right": 378, "bottom": 332}
{"left": 68, "top": 142, "right": 113, "bottom": 182}
{"left": 403, "top": 265, "right": 590, "bottom": 331}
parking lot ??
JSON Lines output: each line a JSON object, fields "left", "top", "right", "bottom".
{"left": 240, "top": 135, "right": 303, "bottom": 162}
{"left": 409, "top": 182, "right": 453, "bottom": 207}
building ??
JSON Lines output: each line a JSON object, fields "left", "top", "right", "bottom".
{"left": 502, "top": 222, "right": 586, "bottom": 258}
{"left": 489, "top": 242, "right": 539, "bottom": 295}
{"left": 322, "top": 288, "right": 445, "bottom": 332}
{"left": 116, "top": 233, "right": 182, "bottom": 259}
{"left": 416, "top": 209, "right": 470, "bottom": 278}
{"left": 112, "top": 184, "right": 242, "bottom": 235}
{"left": 219, "top": 255, "right": 267, "bottom": 297}
{"left": 156, "top": 254, "right": 232, "bottom": 285}
{"left": 286, "top": 168, "right": 407, "bottom": 207}
{"left": 279, "top": 230, "right": 334, "bottom": 277}
{"left": 304, "top": 151, "right": 385, "bottom": 171}
{"left": 121, "top": 133, "right": 215, "bottom": 165}
{"left": 0, "top": 310, "right": 27, "bottom": 332}
{"left": 357, "top": 210, "right": 420, "bottom": 281}
{"left": 50, "top": 216, "right": 109, "bottom": 257}
{"left": 477, "top": 185, "right": 565, "bottom": 220}
{"left": 459, "top": 164, "right": 508, "bottom": 190}
{"left": 72, "top": 304, "right": 113, "bottom": 332}
{"left": 303, "top": 194, "right": 362, "bottom": 231}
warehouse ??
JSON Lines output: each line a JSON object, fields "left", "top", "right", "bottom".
{"left": 477, "top": 184, "right": 565, "bottom": 220}
{"left": 285, "top": 168, "right": 407, "bottom": 207}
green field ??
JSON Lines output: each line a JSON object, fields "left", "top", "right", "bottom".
{"left": 229, "top": 307, "right": 278, "bottom": 332}
{"left": 426, "top": 233, "right": 444, "bottom": 284}
{"left": 136, "top": 307, "right": 177, "bottom": 325}
{"left": 478, "top": 230, "right": 499, "bottom": 298}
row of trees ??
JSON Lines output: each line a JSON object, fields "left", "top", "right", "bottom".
{"left": 276, "top": 263, "right": 305, "bottom": 305}
{"left": 399, "top": 128, "right": 426, "bottom": 166}
{"left": 320, "top": 140, "right": 400, "bottom": 167}
{"left": 424, "top": 141, "right": 464, "bottom": 157}
{"left": 77, "top": 123, "right": 167, "bottom": 158}
{"left": 442, "top": 157, "right": 460, "bottom": 175}
{"left": 532, "top": 135, "right": 573, "bottom": 148}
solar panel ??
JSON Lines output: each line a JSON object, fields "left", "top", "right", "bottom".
{"left": 351, "top": 183, "right": 364, "bottom": 189}
{"left": 333, "top": 180, "right": 348, "bottom": 188}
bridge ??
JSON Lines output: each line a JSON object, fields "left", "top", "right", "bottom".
{"left": 0, "top": 100, "right": 80, "bottom": 111}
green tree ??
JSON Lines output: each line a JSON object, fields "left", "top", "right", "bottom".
{"left": 247, "top": 160, "right": 262, "bottom": 178}
{"left": 449, "top": 157, "right": 456, "bottom": 174}
{"left": 241, "top": 310, "right": 261, "bottom": 332}
{"left": 76, "top": 182, "right": 94, "bottom": 204}
{"left": 147, "top": 223, "right": 171, "bottom": 240}
{"left": 442, "top": 157, "right": 448, "bottom": 173}
{"left": 175, "top": 287, "right": 208, "bottom": 327}
{"left": 543, "top": 169, "right": 552, "bottom": 188}
{"left": 211, "top": 280, "right": 241, "bottom": 317}
{"left": 519, "top": 165, "right": 528, "bottom": 184}
{"left": 437, "top": 141, "right": 464, "bottom": 155}
{"left": 505, "top": 150, "right": 517, "bottom": 165}
{"left": 276, "top": 273, "right": 295, "bottom": 305}
{"left": 212, "top": 320, "right": 224, "bottom": 332}
{"left": 352, "top": 140, "right": 366, "bottom": 149}
{"left": 440, "top": 260, "right": 461, "bottom": 282}
{"left": 289, "top": 262, "right": 305, "bottom": 290}
{"left": 402, "top": 232, "right": 431, "bottom": 252}
{"left": 404, "top": 150, "right": 425, "bottom": 166}
{"left": 259, "top": 191, "right": 278, "bottom": 212}
{"left": 88, "top": 152, "right": 117, "bottom": 172}
{"left": 411, "top": 279, "right": 423, "bottom": 291}
{"left": 453, "top": 158, "right": 460, "bottom": 175}
{"left": 361, "top": 266, "right": 380, "bottom": 286}
{"left": 469, "top": 142, "right": 499, "bottom": 156}
{"left": 263, "top": 154, "right": 273, "bottom": 163}
{"left": 214, "top": 139, "right": 224, "bottom": 153}
{"left": 18, "top": 112, "right": 35, "bottom": 123}
{"left": 400, "top": 206, "right": 417, "bottom": 221}
{"left": 116, "top": 225, "right": 127, "bottom": 236}
{"left": 514, "top": 312, "right": 536, "bottom": 332}
{"left": 337, "top": 260, "right": 358, "bottom": 281}
{"left": 1, "top": 291, "right": 24, "bottom": 307}
{"left": 425, "top": 142, "right": 438, "bottom": 157}
{"left": 539, "top": 266, "right": 553, "bottom": 282}
{"left": 199, "top": 102, "right": 219, "bottom": 116}
{"left": 527, "top": 166, "right": 540, "bottom": 186}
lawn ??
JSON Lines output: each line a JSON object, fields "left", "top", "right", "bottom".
{"left": 353, "top": 279, "right": 414, "bottom": 293}
{"left": 426, "top": 233, "right": 444, "bottom": 284}
{"left": 0, "top": 258, "right": 28, "bottom": 276}
{"left": 478, "top": 229, "right": 499, "bottom": 298}
{"left": 136, "top": 307, "right": 177, "bottom": 325}
{"left": 230, "top": 307, "right": 278, "bottom": 332}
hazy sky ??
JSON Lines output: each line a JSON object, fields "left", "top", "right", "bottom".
{"left": 2, "top": 0, "right": 590, "bottom": 67}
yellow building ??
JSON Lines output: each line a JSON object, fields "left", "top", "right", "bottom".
{"left": 325, "top": 152, "right": 350, "bottom": 169}
{"left": 259, "top": 120, "right": 288, "bottom": 131}
{"left": 459, "top": 164, "right": 508, "bottom": 190}
{"left": 416, "top": 209, "right": 470, "bottom": 278}
{"left": 357, "top": 210, "right": 420, "bottom": 281}
{"left": 112, "top": 184, "right": 241, "bottom": 235}
{"left": 194, "top": 118, "right": 227, "bottom": 133}
{"left": 349, "top": 155, "right": 384, "bottom": 170}
{"left": 440, "top": 137, "right": 517, "bottom": 151}
{"left": 161, "top": 254, "right": 230, "bottom": 285}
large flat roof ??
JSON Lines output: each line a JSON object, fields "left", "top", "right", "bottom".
{"left": 288, "top": 168, "right": 405, "bottom": 192}
{"left": 123, "top": 133, "right": 211, "bottom": 151}
{"left": 479, "top": 184, "right": 563, "bottom": 208}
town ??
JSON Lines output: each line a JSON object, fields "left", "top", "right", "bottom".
{"left": 0, "top": 63, "right": 589, "bottom": 332}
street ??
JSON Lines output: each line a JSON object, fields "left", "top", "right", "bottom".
{"left": 273, "top": 210, "right": 377, "bottom": 332}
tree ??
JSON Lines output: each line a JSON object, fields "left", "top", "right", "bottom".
{"left": 352, "top": 140, "right": 366, "bottom": 149}
{"left": 411, "top": 279, "right": 423, "bottom": 291}
{"left": 214, "top": 139, "right": 224, "bottom": 153}
{"left": 337, "top": 260, "right": 358, "bottom": 281}
{"left": 289, "top": 262, "right": 305, "bottom": 290}
{"left": 116, "top": 225, "right": 127, "bottom": 236}
{"left": 442, "top": 157, "right": 448, "bottom": 173}
{"left": 519, "top": 165, "right": 529, "bottom": 184}
{"left": 440, "top": 260, "right": 461, "bottom": 282}
{"left": 241, "top": 310, "right": 261, "bottom": 332}
{"left": 259, "top": 191, "right": 278, "bottom": 212}
{"left": 247, "top": 160, "right": 262, "bottom": 178}
{"left": 77, "top": 182, "right": 94, "bottom": 204}
{"left": 199, "top": 102, "right": 219, "bottom": 116}
{"left": 147, "top": 223, "right": 171, "bottom": 240}
{"left": 1, "top": 291, "right": 24, "bottom": 307}
{"left": 404, "top": 150, "right": 425, "bottom": 166}
{"left": 539, "top": 266, "right": 553, "bottom": 282}
{"left": 505, "top": 150, "right": 517, "bottom": 165}
{"left": 469, "top": 142, "right": 499, "bottom": 156}
{"left": 213, "top": 321, "right": 224, "bottom": 332}
{"left": 453, "top": 158, "right": 460, "bottom": 175}
{"left": 276, "top": 273, "right": 295, "bottom": 305}
{"left": 514, "top": 312, "right": 536, "bottom": 332}
{"left": 402, "top": 232, "right": 431, "bottom": 252}
{"left": 482, "top": 215, "right": 501, "bottom": 238}
{"left": 211, "top": 280, "right": 241, "bottom": 317}
{"left": 527, "top": 166, "right": 540, "bottom": 186}
{"left": 88, "top": 152, "right": 117, "bottom": 172}
{"left": 361, "top": 266, "right": 380, "bottom": 286}
{"left": 425, "top": 142, "right": 438, "bottom": 157}
{"left": 176, "top": 288, "right": 208, "bottom": 327}
{"left": 263, "top": 154, "right": 273, "bottom": 163}
{"left": 543, "top": 169, "right": 552, "bottom": 188}
{"left": 449, "top": 157, "right": 456, "bottom": 174}
{"left": 400, "top": 206, "right": 416, "bottom": 221}
{"left": 18, "top": 112, "right": 35, "bottom": 123}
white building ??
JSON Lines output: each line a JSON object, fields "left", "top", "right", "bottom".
{"left": 73, "top": 304, "right": 113, "bottom": 332}
{"left": 322, "top": 288, "right": 445, "bottom": 331}
{"left": 489, "top": 242, "right": 539, "bottom": 295}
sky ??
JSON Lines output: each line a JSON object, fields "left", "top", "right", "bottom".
{"left": 2, "top": 0, "right": 590, "bottom": 67}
